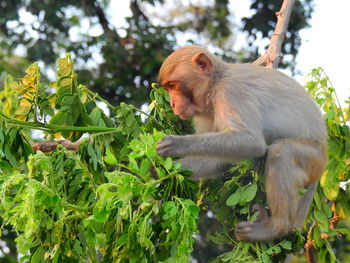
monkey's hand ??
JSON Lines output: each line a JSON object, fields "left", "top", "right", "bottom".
{"left": 177, "top": 157, "right": 201, "bottom": 178}
{"left": 156, "top": 135, "right": 187, "bottom": 157}
{"left": 177, "top": 157, "right": 231, "bottom": 180}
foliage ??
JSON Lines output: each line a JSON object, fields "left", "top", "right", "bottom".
{"left": 304, "top": 68, "right": 350, "bottom": 263}
{"left": 202, "top": 160, "right": 305, "bottom": 263}
{"left": 0, "top": 56, "right": 198, "bottom": 263}
{"left": 0, "top": 0, "right": 314, "bottom": 106}
{"left": 0, "top": 58, "right": 349, "bottom": 263}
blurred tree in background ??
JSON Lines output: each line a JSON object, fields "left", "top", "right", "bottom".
{"left": 0, "top": 0, "right": 313, "bottom": 107}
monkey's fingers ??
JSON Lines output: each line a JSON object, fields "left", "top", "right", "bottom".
{"left": 234, "top": 221, "right": 254, "bottom": 241}
{"left": 156, "top": 136, "right": 177, "bottom": 157}
{"left": 156, "top": 141, "right": 172, "bottom": 157}
{"left": 156, "top": 146, "right": 170, "bottom": 157}
{"left": 251, "top": 204, "right": 268, "bottom": 222}
{"left": 234, "top": 205, "right": 268, "bottom": 241}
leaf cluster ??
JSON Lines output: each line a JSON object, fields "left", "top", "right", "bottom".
{"left": 304, "top": 68, "right": 350, "bottom": 263}
{"left": 0, "top": 58, "right": 199, "bottom": 263}
{"left": 205, "top": 161, "right": 304, "bottom": 263}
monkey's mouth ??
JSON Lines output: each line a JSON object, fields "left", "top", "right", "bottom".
{"left": 176, "top": 106, "right": 193, "bottom": 119}
{"left": 175, "top": 106, "right": 188, "bottom": 116}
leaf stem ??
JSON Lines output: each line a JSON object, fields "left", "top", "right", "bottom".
{"left": 80, "top": 86, "right": 115, "bottom": 110}
{"left": 0, "top": 111, "right": 119, "bottom": 133}
{"left": 81, "top": 86, "right": 164, "bottom": 127}
{"left": 63, "top": 201, "right": 92, "bottom": 212}
{"left": 320, "top": 68, "right": 346, "bottom": 122}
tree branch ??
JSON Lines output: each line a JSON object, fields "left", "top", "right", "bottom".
{"left": 89, "top": 0, "right": 121, "bottom": 43}
{"left": 130, "top": 0, "right": 150, "bottom": 22}
{"left": 253, "top": 0, "right": 296, "bottom": 69}
{"left": 305, "top": 240, "right": 317, "bottom": 263}
{"left": 32, "top": 140, "right": 80, "bottom": 153}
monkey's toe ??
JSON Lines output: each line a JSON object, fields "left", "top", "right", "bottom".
{"left": 235, "top": 218, "right": 284, "bottom": 242}
{"left": 251, "top": 204, "right": 268, "bottom": 221}
{"left": 234, "top": 221, "right": 255, "bottom": 241}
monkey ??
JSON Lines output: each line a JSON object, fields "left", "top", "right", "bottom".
{"left": 155, "top": 45, "right": 327, "bottom": 242}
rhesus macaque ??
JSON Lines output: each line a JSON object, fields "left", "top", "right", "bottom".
{"left": 156, "top": 45, "right": 327, "bottom": 242}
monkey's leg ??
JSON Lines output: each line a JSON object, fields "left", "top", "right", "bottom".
{"left": 294, "top": 182, "right": 317, "bottom": 228}
{"left": 234, "top": 139, "right": 326, "bottom": 241}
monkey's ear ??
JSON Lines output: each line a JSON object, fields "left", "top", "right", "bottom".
{"left": 191, "top": 52, "right": 213, "bottom": 74}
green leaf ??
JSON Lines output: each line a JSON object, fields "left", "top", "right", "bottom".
{"left": 241, "top": 183, "right": 257, "bottom": 203}
{"left": 4, "top": 144, "right": 17, "bottom": 166}
{"left": 298, "top": 188, "right": 307, "bottom": 195}
{"left": 129, "top": 157, "right": 139, "bottom": 173}
{"left": 105, "top": 148, "right": 118, "bottom": 165}
{"left": 314, "top": 209, "right": 329, "bottom": 232}
{"left": 226, "top": 188, "right": 242, "bottom": 206}
{"left": 31, "top": 246, "right": 45, "bottom": 263}
{"left": 154, "top": 90, "right": 163, "bottom": 105}
{"left": 49, "top": 110, "right": 69, "bottom": 125}
{"left": 164, "top": 157, "right": 173, "bottom": 170}
{"left": 280, "top": 240, "right": 292, "bottom": 250}
{"left": 320, "top": 170, "right": 339, "bottom": 200}
{"left": 93, "top": 204, "right": 110, "bottom": 223}
{"left": 74, "top": 240, "right": 83, "bottom": 254}
{"left": 314, "top": 188, "right": 323, "bottom": 210}
{"left": 140, "top": 159, "right": 152, "bottom": 176}
{"left": 126, "top": 113, "right": 135, "bottom": 127}
{"left": 324, "top": 239, "right": 337, "bottom": 261}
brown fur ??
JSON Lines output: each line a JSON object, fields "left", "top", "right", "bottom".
{"left": 156, "top": 46, "right": 327, "bottom": 241}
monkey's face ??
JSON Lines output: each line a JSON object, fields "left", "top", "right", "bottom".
{"left": 164, "top": 81, "right": 199, "bottom": 119}
{"left": 158, "top": 48, "right": 214, "bottom": 119}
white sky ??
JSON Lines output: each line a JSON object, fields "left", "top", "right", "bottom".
{"left": 296, "top": 0, "right": 350, "bottom": 105}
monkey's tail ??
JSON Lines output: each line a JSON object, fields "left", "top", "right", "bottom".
{"left": 295, "top": 182, "right": 317, "bottom": 228}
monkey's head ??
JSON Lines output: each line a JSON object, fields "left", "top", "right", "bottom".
{"left": 158, "top": 46, "right": 219, "bottom": 119}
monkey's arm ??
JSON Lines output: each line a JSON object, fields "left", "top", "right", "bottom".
{"left": 156, "top": 131, "right": 267, "bottom": 161}
{"left": 179, "top": 157, "right": 231, "bottom": 180}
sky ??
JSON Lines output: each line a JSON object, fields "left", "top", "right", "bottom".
{"left": 108, "top": 0, "right": 349, "bottom": 106}
{"left": 229, "top": 0, "right": 350, "bottom": 106}
{"left": 294, "top": 0, "right": 350, "bottom": 105}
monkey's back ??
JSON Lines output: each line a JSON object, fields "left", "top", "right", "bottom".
{"left": 225, "top": 64, "right": 327, "bottom": 145}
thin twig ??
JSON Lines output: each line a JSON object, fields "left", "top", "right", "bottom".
{"left": 330, "top": 201, "right": 340, "bottom": 229}
{"left": 305, "top": 240, "right": 316, "bottom": 263}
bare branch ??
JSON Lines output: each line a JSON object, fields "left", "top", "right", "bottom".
{"left": 305, "top": 240, "right": 316, "bottom": 263}
{"left": 32, "top": 140, "right": 80, "bottom": 153}
{"left": 253, "top": 0, "right": 296, "bottom": 69}
{"left": 88, "top": 0, "right": 122, "bottom": 44}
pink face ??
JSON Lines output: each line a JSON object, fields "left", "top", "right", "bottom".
{"left": 164, "top": 81, "right": 198, "bottom": 119}
{"left": 159, "top": 50, "right": 214, "bottom": 119}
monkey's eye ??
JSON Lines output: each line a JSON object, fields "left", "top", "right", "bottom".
{"left": 166, "top": 82, "right": 177, "bottom": 90}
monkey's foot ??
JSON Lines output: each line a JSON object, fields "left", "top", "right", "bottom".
{"left": 234, "top": 220, "right": 267, "bottom": 241}
{"left": 234, "top": 204, "right": 273, "bottom": 242}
